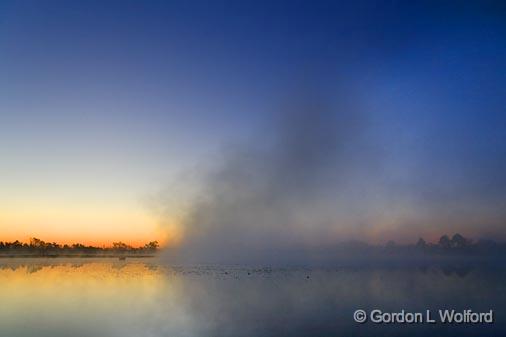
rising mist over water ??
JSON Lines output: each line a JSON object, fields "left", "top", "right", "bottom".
{"left": 158, "top": 86, "right": 506, "bottom": 265}
{"left": 161, "top": 88, "right": 378, "bottom": 264}
{"left": 2, "top": 1, "right": 506, "bottom": 336}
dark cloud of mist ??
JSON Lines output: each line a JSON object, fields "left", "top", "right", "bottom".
{"left": 155, "top": 80, "right": 506, "bottom": 265}
{"left": 160, "top": 86, "right": 389, "bottom": 264}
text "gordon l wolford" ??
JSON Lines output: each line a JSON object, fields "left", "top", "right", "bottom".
{"left": 360, "top": 309, "right": 494, "bottom": 324}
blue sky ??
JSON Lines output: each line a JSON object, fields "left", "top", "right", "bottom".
{"left": 1, "top": 1, "right": 505, "bottom": 245}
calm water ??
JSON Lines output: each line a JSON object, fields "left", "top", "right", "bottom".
{"left": 0, "top": 258, "right": 505, "bottom": 337}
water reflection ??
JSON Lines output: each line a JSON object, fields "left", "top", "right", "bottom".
{"left": 0, "top": 258, "right": 505, "bottom": 336}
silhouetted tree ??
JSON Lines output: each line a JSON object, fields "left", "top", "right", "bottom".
{"left": 416, "top": 238, "right": 427, "bottom": 249}
{"left": 112, "top": 242, "right": 132, "bottom": 254}
{"left": 0, "top": 239, "right": 159, "bottom": 256}
{"left": 439, "top": 235, "right": 451, "bottom": 249}
{"left": 451, "top": 233, "right": 470, "bottom": 248}
{"left": 144, "top": 241, "right": 159, "bottom": 252}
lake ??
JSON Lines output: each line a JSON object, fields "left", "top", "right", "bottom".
{"left": 0, "top": 258, "right": 505, "bottom": 336}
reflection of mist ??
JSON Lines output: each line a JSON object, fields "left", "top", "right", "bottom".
{"left": 0, "top": 258, "right": 490, "bottom": 276}
{"left": 1, "top": 261, "right": 506, "bottom": 336}
{"left": 155, "top": 265, "right": 506, "bottom": 337}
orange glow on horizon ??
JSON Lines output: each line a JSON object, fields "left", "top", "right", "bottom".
{"left": 0, "top": 231, "right": 167, "bottom": 248}
{"left": 0, "top": 199, "right": 179, "bottom": 248}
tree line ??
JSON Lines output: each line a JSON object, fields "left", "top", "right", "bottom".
{"left": 0, "top": 238, "right": 159, "bottom": 256}
{"left": 383, "top": 233, "right": 506, "bottom": 255}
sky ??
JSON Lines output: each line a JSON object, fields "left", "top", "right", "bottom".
{"left": 0, "top": 1, "right": 505, "bottom": 250}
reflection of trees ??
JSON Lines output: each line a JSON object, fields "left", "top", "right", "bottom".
{"left": 145, "top": 263, "right": 159, "bottom": 271}
{"left": 0, "top": 260, "right": 161, "bottom": 273}
{"left": 27, "top": 265, "right": 43, "bottom": 274}
{"left": 441, "top": 266, "right": 472, "bottom": 278}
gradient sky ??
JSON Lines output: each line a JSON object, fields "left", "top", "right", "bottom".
{"left": 1, "top": 1, "right": 506, "bottom": 246}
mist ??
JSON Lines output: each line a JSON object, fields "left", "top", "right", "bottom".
{"left": 156, "top": 81, "right": 506, "bottom": 265}
{"left": 157, "top": 86, "right": 390, "bottom": 264}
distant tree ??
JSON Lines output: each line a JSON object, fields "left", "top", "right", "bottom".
{"left": 451, "top": 233, "right": 470, "bottom": 248}
{"left": 112, "top": 242, "right": 131, "bottom": 251}
{"left": 416, "top": 238, "right": 427, "bottom": 249}
{"left": 30, "top": 237, "right": 42, "bottom": 247}
{"left": 143, "top": 241, "right": 159, "bottom": 252}
{"left": 0, "top": 238, "right": 159, "bottom": 256}
{"left": 439, "top": 235, "right": 451, "bottom": 249}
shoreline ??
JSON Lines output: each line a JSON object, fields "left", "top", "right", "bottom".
{"left": 0, "top": 254, "right": 156, "bottom": 258}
